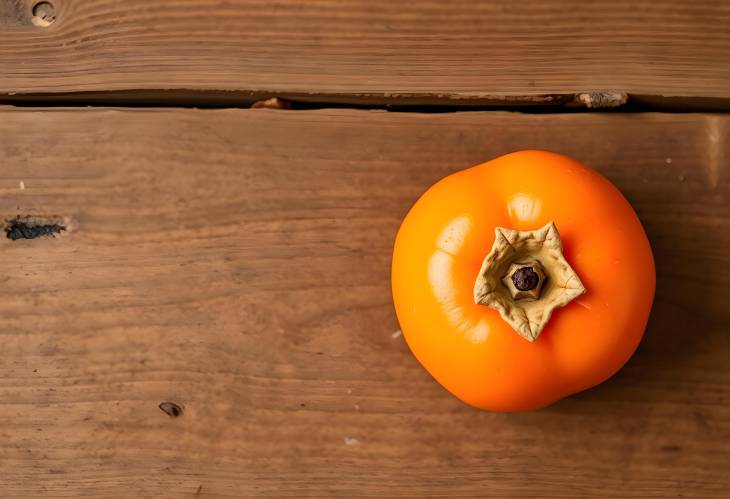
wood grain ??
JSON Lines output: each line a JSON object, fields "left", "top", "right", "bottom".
{"left": 0, "top": 108, "right": 728, "bottom": 497}
{"left": 1, "top": 0, "right": 729, "bottom": 106}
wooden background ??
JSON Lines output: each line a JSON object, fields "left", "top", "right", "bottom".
{"left": 1, "top": 0, "right": 730, "bottom": 106}
{"left": 1, "top": 1, "right": 729, "bottom": 498}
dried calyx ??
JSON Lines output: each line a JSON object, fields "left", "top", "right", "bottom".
{"left": 473, "top": 222, "right": 586, "bottom": 342}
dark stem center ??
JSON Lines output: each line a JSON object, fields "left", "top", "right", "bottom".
{"left": 512, "top": 266, "right": 540, "bottom": 291}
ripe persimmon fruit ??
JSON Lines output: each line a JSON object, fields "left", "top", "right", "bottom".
{"left": 392, "top": 150, "right": 655, "bottom": 411}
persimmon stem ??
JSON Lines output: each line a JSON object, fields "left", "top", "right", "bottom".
{"left": 512, "top": 266, "right": 540, "bottom": 292}
{"left": 473, "top": 222, "right": 586, "bottom": 342}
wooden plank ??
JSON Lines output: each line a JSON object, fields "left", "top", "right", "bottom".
{"left": 0, "top": 108, "right": 728, "bottom": 497}
{"left": 1, "top": 1, "right": 729, "bottom": 106}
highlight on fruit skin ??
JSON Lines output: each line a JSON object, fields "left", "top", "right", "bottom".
{"left": 391, "top": 150, "right": 655, "bottom": 412}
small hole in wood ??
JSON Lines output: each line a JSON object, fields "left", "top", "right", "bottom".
{"left": 32, "top": 1, "right": 55, "bottom": 27}
{"left": 159, "top": 402, "right": 183, "bottom": 417}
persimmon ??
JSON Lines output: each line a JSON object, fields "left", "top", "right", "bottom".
{"left": 391, "top": 151, "right": 655, "bottom": 411}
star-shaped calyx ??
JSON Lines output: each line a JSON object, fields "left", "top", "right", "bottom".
{"left": 473, "top": 221, "right": 586, "bottom": 342}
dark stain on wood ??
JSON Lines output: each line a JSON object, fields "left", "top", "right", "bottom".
{"left": 5, "top": 216, "right": 65, "bottom": 240}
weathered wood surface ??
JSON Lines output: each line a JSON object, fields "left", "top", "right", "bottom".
{"left": 1, "top": 0, "right": 729, "bottom": 106}
{"left": 0, "top": 108, "right": 727, "bottom": 497}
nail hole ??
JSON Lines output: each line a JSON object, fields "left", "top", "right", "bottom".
{"left": 32, "top": 1, "right": 55, "bottom": 27}
{"left": 159, "top": 402, "right": 183, "bottom": 417}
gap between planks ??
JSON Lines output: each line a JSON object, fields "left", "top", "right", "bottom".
{"left": 2, "top": 90, "right": 730, "bottom": 112}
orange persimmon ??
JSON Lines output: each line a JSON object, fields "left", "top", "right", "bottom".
{"left": 391, "top": 150, "right": 655, "bottom": 411}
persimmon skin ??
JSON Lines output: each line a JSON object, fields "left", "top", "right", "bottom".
{"left": 391, "top": 151, "right": 655, "bottom": 411}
